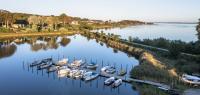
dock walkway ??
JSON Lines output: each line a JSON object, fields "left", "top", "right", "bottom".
{"left": 100, "top": 72, "right": 171, "bottom": 91}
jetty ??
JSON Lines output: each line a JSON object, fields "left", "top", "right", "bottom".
{"left": 100, "top": 71, "right": 171, "bottom": 91}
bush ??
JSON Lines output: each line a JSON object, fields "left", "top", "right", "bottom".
{"left": 0, "top": 27, "right": 10, "bottom": 32}
{"left": 59, "top": 27, "right": 68, "bottom": 32}
{"left": 168, "top": 41, "right": 182, "bottom": 58}
{"left": 175, "top": 59, "right": 200, "bottom": 74}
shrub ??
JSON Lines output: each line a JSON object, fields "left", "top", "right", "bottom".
{"left": 0, "top": 27, "right": 10, "bottom": 32}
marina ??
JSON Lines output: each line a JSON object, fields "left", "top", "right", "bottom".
{"left": 27, "top": 57, "right": 171, "bottom": 90}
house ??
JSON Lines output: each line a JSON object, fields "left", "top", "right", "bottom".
{"left": 71, "top": 21, "right": 79, "bottom": 25}
{"left": 182, "top": 74, "right": 200, "bottom": 85}
{"left": 12, "top": 20, "right": 29, "bottom": 28}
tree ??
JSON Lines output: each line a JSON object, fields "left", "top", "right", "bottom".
{"left": 28, "top": 16, "right": 40, "bottom": 26}
{"left": 128, "top": 36, "right": 133, "bottom": 42}
{"left": 59, "top": 13, "right": 71, "bottom": 26}
{"left": 168, "top": 41, "right": 183, "bottom": 58}
{"left": 45, "top": 16, "right": 59, "bottom": 30}
{"left": 0, "top": 12, "right": 14, "bottom": 28}
{"left": 196, "top": 19, "right": 200, "bottom": 40}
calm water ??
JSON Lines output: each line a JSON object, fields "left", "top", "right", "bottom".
{"left": 95, "top": 23, "right": 198, "bottom": 42}
{"left": 0, "top": 35, "right": 139, "bottom": 95}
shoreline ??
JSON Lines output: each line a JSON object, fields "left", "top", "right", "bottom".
{"left": 0, "top": 31, "right": 76, "bottom": 40}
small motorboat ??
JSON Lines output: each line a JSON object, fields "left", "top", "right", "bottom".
{"left": 68, "top": 60, "right": 85, "bottom": 68}
{"left": 101, "top": 66, "right": 111, "bottom": 72}
{"left": 111, "top": 79, "right": 122, "bottom": 88}
{"left": 83, "top": 72, "right": 99, "bottom": 81}
{"left": 86, "top": 62, "right": 98, "bottom": 69}
{"left": 105, "top": 67, "right": 116, "bottom": 74}
{"left": 55, "top": 58, "right": 68, "bottom": 66}
{"left": 68, "top": 70, "right": 79, "bottom": 78}
{"left": 57, "top": 68, "right": 71, "bottom": 77}
{"left": 74, "top": 70, "right": 86, "bottom": 79}
{"left": 37, "top": 64, "right": 52, "bottom": 70}
{"left": 30, "top": 60, "right": 42, "bottom": 67}
{"left": 47, "top": 66, "right": 60, "bottom": 73}
{"left": 30, "top": 58, "right": 52, "bottom": 67}
{"left": 104, "top": 77, "right": 115, "bottom": 85}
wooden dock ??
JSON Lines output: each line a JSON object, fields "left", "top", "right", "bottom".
{"left": 100, "top": 72, "right": 171, "bottom": 91}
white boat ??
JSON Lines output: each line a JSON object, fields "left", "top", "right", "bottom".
{"left": 101, "top": 66, "right": 110, "bottom": 72}
{"left": 101, "top": 66, "right": 116, "bottom": 74}
{"left": 86, "top": 62, "right": 98, "bottom": 69}
{"left": 105, "top": 67, "right": 116, "bottom": 74}
{"left": 83, "top": 72, "right": 99, "bottom": 81}
{"left": 56, "top": 58, "right": 68, "bottom": 66}
{"left": 112, "top": 79, "right": 122, "bottom": 87}
{"left": 47, "top": 66, "right": 60, "bottom": 73}
{"left": 182, "top": 74, "right": 200, "bottom": 85}
{"left": 83, "top": 71, "right": 93, "bottom": 79}
{"left": 68, "top": 60, "right": 84, "bottom": 68}
{"left": 104, "top": 77, "right": 115, "bottom": 85}
{"left": 68, "top": 70, "right": 79, "bottom": 78}
{"left": 74, "top": 70, "right": 85, "bottom": 79}
{"left": 57, "top": 68, "right": 71, "bottom": 77}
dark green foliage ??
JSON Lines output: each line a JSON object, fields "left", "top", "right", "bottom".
{"left": 79, "top": 22, "right": 94, "bottom": 30}
{"left": 196, "top": 19, "right": 200, "bottom": 40}
{"left": 130, "top": 62, "right": 172, "bottom": 83}
{"left": 129, "top": 37, "right": 200, "bottom": 55}
{"left": 168, "top": 41, "right": 183, "bottom": 58}
{"left": 175, "top": 59, "right": 200, "bottom": 74}
{"left": 0, "top": 27, "right": 10, "bottom": 32}
{"left": 132, "top": 83, "right": 169, "bottom": 95}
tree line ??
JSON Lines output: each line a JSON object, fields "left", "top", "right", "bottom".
{"left": 0, "top": 9, "right": 146, "bottom": 33}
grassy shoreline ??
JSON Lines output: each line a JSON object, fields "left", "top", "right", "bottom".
{"left": 0, "top": 31, "right": 76, "bottom": 39}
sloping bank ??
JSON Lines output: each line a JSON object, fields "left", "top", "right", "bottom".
{"left": 80, "top": 31, "right": 181, "bottom": 95}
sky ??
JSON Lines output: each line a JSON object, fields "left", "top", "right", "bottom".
{"left": 0, "top": 0, "right": 199, "bottom": 22}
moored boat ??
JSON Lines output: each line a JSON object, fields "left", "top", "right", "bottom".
{"left": 101, "top": 66, "right": 116, "bottom": 74}
{"left": 104, "top": 77, "right": 115, "bottom": 85}
{"left": 68, "top": 60, "right": 85, "bottom": 68}
{"left": 30, "top": 58, "right": 52, "bottom": 67}
{"left": 86, "top": 62, "right": 98, "bottom": 69}
{"left": 55, "top": 58, "right": 68, "bottom": 66}
{"left": 47, "top": 65, "right": 60, "bottom": 73}
{"left": 111, "top": 79, "right": 122, "bottom": 88}
{"left": 37, "top": 64, "right": 52, "bottom": 70}
{"left": 57, "top": 68, "right": 71, "bottom": 77}
{"left": 83, "top": 72, "right": 99, "bottom": 81}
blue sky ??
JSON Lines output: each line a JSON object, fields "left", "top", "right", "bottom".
{"left": 0, "top": 0, "right": 199, "bottom": 22}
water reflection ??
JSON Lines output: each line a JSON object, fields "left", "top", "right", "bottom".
{"left": 0, "top": 36, "right": 71, "bottom": 57}
{"left": 0, "top": 44, "right": 17, "bottom": 59}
